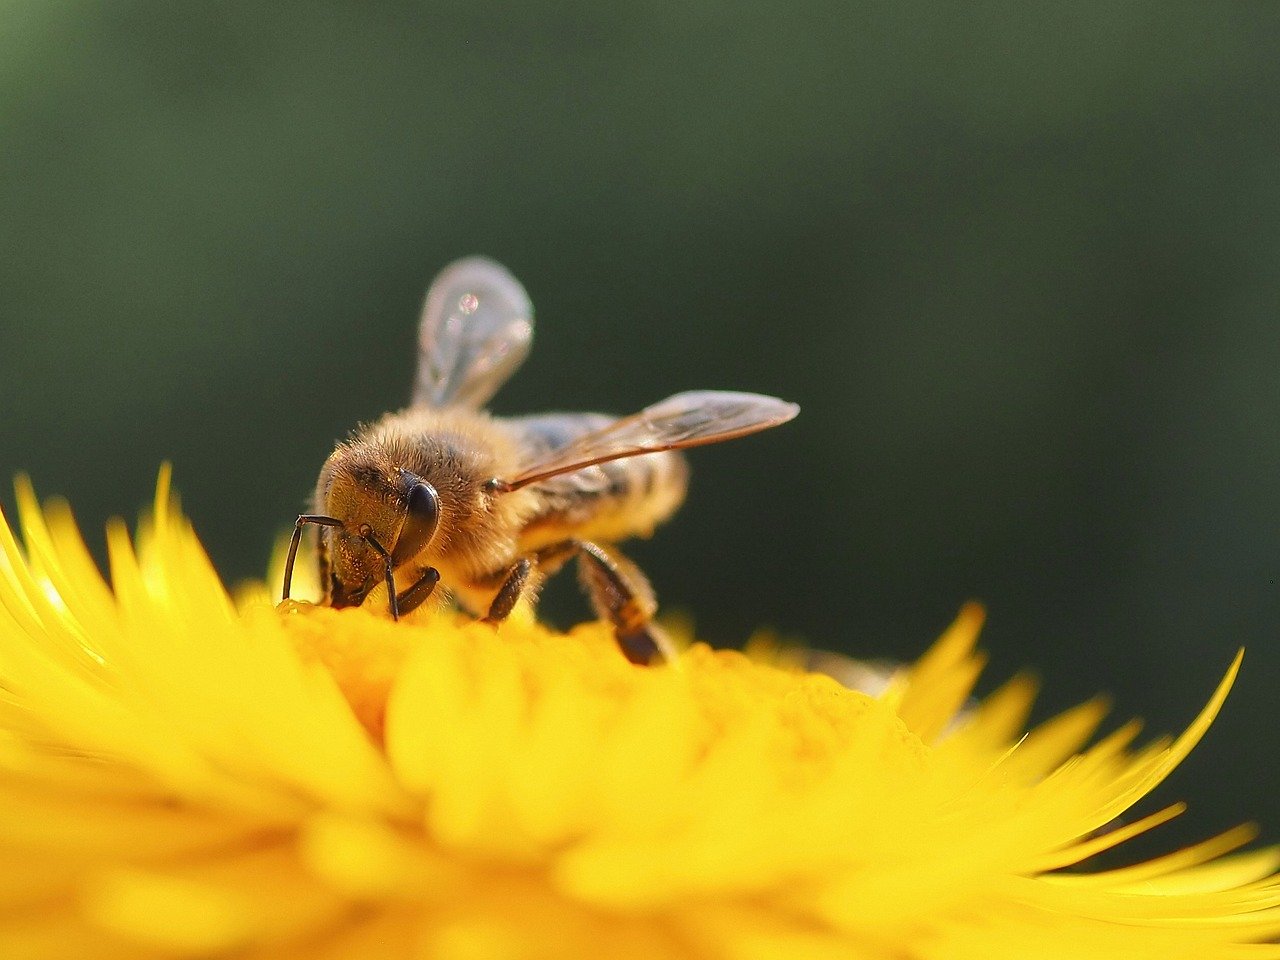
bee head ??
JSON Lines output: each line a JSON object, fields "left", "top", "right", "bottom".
{"left": 318, "top": 450, "right": 442, "bottom": 610}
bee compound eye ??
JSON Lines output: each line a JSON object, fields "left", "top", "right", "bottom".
{"left": 393, "top": 481, "right": 441, "bottom": 565}
{"left": 407, "top": 482, "right": 440, "bottom": 526}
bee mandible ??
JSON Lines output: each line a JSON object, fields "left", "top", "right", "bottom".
{"left": 282, "top": 257, "right": 798, "bottom": 664}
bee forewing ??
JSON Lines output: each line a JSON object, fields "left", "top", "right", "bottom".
{"left": 504, "top": 390, "right": 799, "bottom": 490}
{"left": 412, "top": 256, "right": 534, "bottom": 409}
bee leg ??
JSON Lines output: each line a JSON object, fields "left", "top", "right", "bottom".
{"left": 396, "top": 567, "right": 440, "bottom": 615}
{"left": 482, "top": 558, "right": 534, "bottom": 623}
{"left": 473, "top": 541, "right": 575, "bottom": 625}
{"left": 531, "top": 539, "right": 581, "bottom": 576}
{"left": 574, "top": 541, "right": 675, "bottom": 666}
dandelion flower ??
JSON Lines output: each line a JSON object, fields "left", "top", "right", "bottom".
{"left": 0, "top": 470, "right": 1277, "bottom": 960}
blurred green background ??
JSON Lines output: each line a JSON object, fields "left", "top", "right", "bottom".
{"left": 1, "top": 3, "right": 1277, "bottom": 850}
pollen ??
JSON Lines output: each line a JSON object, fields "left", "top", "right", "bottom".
{"left": 0, "top": 472, "right": 1277, "bottom": 959}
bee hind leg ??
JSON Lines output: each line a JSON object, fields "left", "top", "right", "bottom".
{"left": 574, "top": 541, "right": 676, "bottom": 667}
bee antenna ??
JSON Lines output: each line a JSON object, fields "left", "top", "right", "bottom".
{"left": 282, "top": 514, "right": 343, "bottom": 602}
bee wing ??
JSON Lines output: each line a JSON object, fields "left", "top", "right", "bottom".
{"left": 411, "top": 257, "right": 534, "bottom": 409}
{"left": 502, "top": 391, "right": 799, "bottom": 491}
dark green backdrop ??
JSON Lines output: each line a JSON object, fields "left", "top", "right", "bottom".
{"left": 2, "top": 3, "right": 1277, "bottom": 853}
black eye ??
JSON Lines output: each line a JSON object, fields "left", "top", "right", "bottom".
{"left": 407, "top": 481, "right": 439, "bottom": 526}
{"left": 392, "top": 480, "right": 441, "bottom": 565}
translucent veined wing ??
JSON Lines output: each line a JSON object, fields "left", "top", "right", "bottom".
{"left": 497, "top": 391, "right": 799, "bottom": 491}
{"left": 411, "top": 256, "right": 534, "bottom": 409}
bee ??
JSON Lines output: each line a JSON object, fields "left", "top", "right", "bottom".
{"left": 282, "top": 257, "right": 798, "bottom": 664}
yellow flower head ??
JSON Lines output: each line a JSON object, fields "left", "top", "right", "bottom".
{"left": 0, "top": 470, "right": 1277, "bottom": 959}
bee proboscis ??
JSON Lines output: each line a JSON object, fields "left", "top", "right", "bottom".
{"left": 282, "top": 257, "right": 798, "bottom": 664}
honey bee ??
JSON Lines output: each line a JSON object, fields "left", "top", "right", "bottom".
{"left": 282, "top": 257, "right": 798, "bottom": 664}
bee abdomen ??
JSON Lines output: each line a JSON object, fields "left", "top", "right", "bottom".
{"left": 504, "top": 412, "right": 690, "bottom": 547}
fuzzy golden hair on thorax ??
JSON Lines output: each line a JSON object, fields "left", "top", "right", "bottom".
{"left": 320, "top": 406, "right": 539, "bottom": 580}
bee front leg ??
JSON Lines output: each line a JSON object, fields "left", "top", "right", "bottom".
{"left": 574, "top": 541, "right": 675, "bottom": 667}
{"left": 397, "top": 567, "right": 441, "bottom": 615}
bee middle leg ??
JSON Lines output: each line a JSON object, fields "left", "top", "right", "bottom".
{"left": 481, "top": 558, "right": 533, "bottom": 623}
{"left": 471, "top": 541, "right": 579, "bottom": 624}
{"left": 469, "top": 541, "right": 674, "bottom": 666}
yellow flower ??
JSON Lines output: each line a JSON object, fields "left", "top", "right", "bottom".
{"left": 0, "top": 469, "right": 1277, "bottom": 960}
